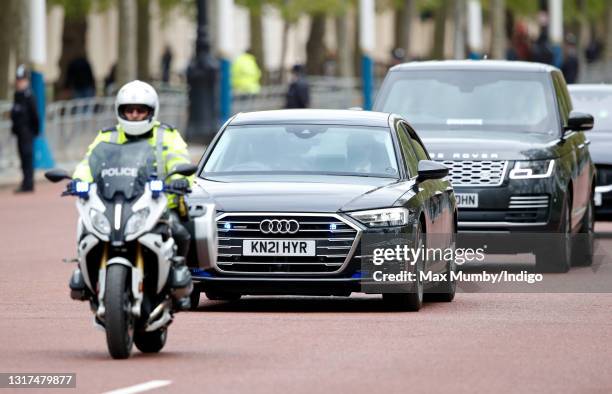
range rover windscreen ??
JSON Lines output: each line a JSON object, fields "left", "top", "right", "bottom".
{"left": 203, "top": 124, "right": 400, "bottom": 178}
{"left": 377, "top": 71, "right": 558, "bottom": 134}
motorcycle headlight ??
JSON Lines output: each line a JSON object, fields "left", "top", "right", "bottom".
{"left": 509, "top": 160, "right": 555, "bottom": 179}
{"left": 125, "top": 208, "right": 150, "bottom": 235}
{"left": 347, "top": 207, "right": 413, "bottom": 227}
{"left": 89, "top": 209, "right": 111, "bottom": 234}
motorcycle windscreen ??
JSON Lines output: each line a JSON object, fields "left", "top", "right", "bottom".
{"left": 88, "top": 140, "right": 157, "bottom": 201}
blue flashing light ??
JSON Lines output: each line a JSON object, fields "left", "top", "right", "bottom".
{"left": 190, "top": 268, "right": 212, "bottom": 277}
{"left": 330, "top": 223, "right": 337, "bottom": 231}
{"left": 351, "top": 271, "right": 362, "bottom": 279}
{"left": 224, "top": 222, "right": 231, "bottom": 230}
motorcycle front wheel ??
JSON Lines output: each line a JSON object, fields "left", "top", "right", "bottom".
{"left": 104, "top": 264, "right": 134, "bottom": 359}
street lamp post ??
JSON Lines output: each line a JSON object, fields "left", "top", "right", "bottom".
{"left": 186, "top": 0, "right": 219, "bottom": 144}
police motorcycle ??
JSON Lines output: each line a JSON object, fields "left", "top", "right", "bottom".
{"left": 45, "top": 140, "right": 216, "bottom": 359}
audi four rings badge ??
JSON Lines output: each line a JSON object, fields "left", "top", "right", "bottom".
{"left": 260, "top": 219, "right": 300, "bottom": 234}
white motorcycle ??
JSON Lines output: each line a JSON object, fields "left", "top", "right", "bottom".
{"left": 45, "top": 140, "right": 217, "bottom": 359}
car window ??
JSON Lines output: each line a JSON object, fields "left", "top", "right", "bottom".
{"left": 396, "top": 123, "right": 418, "bottom": 177}
{"left": 403, "top": 122, "right": 430, "bottom": 161}
{"left": 376, "top": 70, "right": 557, "bottom": 134}
{"left": 552, "top": 72, "right": 570, "bottom": 127}
{"left": 203, "top": 124, "right": 400, "bottom": 178}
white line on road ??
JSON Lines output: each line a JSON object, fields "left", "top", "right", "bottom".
{"left": 102, "top": 380, "right": 172, "bottom": 394}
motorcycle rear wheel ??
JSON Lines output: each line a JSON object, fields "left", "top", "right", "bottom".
{"left": 104, "top": 264, "right": 134, "bottom": 359}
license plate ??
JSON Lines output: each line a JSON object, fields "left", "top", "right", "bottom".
{"left": 243, "top": 240, "right": 316, "bottom": 256}
{"left": 595, "top": 192, "right": 602, "bottom": 207}
{"left": 456, "top": 193, "right": 479, "bottom": 208}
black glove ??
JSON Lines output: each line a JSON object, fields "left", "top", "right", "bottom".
{"left": 63, "top": 178, "right": 84, "bottom": 197}
{"left": 169, "top": 178, "right": 191, "bottom": 193}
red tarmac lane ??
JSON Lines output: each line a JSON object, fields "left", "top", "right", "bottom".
{"left": 2, "top": 183, "right": 612, "bottom": 394}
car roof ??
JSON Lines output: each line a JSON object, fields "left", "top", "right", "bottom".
{"left": 230, "top": 109, "right": 392, "bottom": 127}
{"left": 568, "top": 84, "right": 612, "bottom": 92}
{"left": 390, "top": 60, "right": 558, "bottom": 73}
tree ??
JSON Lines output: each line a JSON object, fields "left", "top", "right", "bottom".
{"left": 431, "top": 0, "right": 449, "bottom": 59}
{"left": 394, "top": 0, "right": 416, "bottom": 59}
{"left": 0, "top": 0, "right": 14, "bottom": 99}
{"left": 490, "top": 0, "right": 505, "bottom": 59}
{"left": 117, "top": 0, "right": 137, "bottom": 87}
{"left": 137, "top": 0, "right": 151, "bottom": 81}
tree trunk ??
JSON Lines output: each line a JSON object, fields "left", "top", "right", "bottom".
{"left": 431, "top": 0, "right": 449, "bottom": 59}
{"left": 249, "top": 8, "right": 265, "bottom": 83}
{"left": 606, "top": 1, "right": 612, "bottom": 64}
{"left": 117, "top": 0, "right": 137, "bottom": 87}
{"left": 306, "top": 14, "right": 327, "bottom": 76}
{"left": 335, "top": 11, "right": 354, "bottom": 77}
{"left": 55, "top": 15, "right": 88, "bottom": 99}
{"left": 13, "top": 0, "right": 29, "bottom": 66}
{"left": 453, "top": 0, "right": 466, "bottom": 59}
{"left": 490, "top": 0, "right": 506, "bottom": 59}
{"left": 576, "top": 0, "right": 588, "bottom": 82}
{"left": 279, "top": 19, "right": 290, "bottom": 83}
{"left": 395, "top": 0, "right": 415, "bottom": 58}
{"left": 137, "top": 0, "right": 150, "bottom": 81}
{"left": 0, "top": 0, "right": 13, "bottom": 99}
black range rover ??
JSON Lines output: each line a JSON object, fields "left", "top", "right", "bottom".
{"left": 374, "top": 60, "right": 595, "bottom": 272}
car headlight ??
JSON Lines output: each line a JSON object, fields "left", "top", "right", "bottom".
{"left": 125, "top": 208, "right": 150, "bottom": 235}
{"left": 89, "top": 209, "right": 111, "bottom": 234}
{"left": 509, "top": 160, "right": 555, "bottom": 179}
{"left": 347, "top": 207, "right": 413, "bottom": 227}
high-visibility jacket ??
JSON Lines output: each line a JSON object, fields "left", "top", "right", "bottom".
{"left": 231, "top": 53, "right": 262, "bottom": 94}
{"left": 73, "top": 121, "right": 193, "bottom": 208}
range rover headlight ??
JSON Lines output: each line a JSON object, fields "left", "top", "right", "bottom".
{"left": 347, "top": 207, "right": 413, "bottom": 227}
{"left": 89, "top": 209, "right": 111, "bottom": 234}
{"left": 125, "top": 208, "right": 150, "bottom": 235}
{"left": 509, "top": 160, "right": 555, "bottom": 179}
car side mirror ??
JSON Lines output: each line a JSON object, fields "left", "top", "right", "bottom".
{"left": 44, "top": 169, "right": 72, "bottom": 183}
{"left": 417, "top": 160, "right": 448, "bottom": 182}
{"left": 565, "top": 111, "right": 594, "bottom": 132}
{"left": 165, "top": 163, "right": 198, "bottom": 179}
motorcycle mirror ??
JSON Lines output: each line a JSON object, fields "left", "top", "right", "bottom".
{"left": 45, "top": 169, "right": 72, "bottom": 183}
{"left": 165, "top": 163, "right": 198, "bottom": 179}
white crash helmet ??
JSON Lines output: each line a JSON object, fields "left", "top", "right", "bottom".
{"left": 115, "top": 80, "right": 159, "bottom": 136}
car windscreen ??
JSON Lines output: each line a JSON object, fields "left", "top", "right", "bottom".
{"left": 569, "top": 90, "right": 612, "bottom": 132}
{"left": 376, "top": 70, "right": 557, "bottom": 134}
{"left": 89, "top": 140, "right": 156, "bottom": 200}
{"left": 203, "top": 124, "right": 399, "bottom": 178}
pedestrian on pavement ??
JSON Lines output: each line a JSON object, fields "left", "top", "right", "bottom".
{"left": 161, "top": 45, "right": 173, "bottom": 85}
{"left": 10, "top": 65, "right": 40, "bottom": 193}
{"left": 231, "top": 49, "right": 262, "bottom": 95}
{"left": 562, "top": 34, "right": 579, "bottom": 84}
{"left": 285, "top": 64, "right": 310, "bottom": 109}
{"left": 65, "top": 56, "right": 96, "bottom": 99}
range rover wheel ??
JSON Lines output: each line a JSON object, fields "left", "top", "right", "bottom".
{"left": 572, "top": 197, "right": 594, "bottom": 266}
{"left": 535, "top": 196, "right": 571, "bottom": 273}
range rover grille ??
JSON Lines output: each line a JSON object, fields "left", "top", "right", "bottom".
{"left": 440, "top": 160, "right": 508, "bottom": 187}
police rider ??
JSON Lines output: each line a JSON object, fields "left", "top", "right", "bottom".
{"left": 69, "top": 80, "right": 193, "bottom": 306}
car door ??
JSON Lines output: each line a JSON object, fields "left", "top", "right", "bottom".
{"left": 553, "top": 71, "right": 589, "bottom": 229}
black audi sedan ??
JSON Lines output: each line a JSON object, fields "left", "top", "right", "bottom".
{"left": 569, "top": 84, "right": 612, "bottom": 219}
{"left": 374, "top": 60, "right": 595, "bottom": 273}
{"left": 186, "top": 109, "right": 457, "bottom": 311}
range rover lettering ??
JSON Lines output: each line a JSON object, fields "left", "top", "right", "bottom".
{"left": 374, "top": 60, "right": 595, "bottom": 273}
{"left": 187, "top": 109, "right": 457, "bottom": 311}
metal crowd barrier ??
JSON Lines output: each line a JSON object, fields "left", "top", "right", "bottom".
{"left": 0, "top": 77, "right": 364, "bottom": 173}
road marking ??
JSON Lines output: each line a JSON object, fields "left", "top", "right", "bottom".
{"left": 102, "top": 380, "right": 172, "bottom": 394}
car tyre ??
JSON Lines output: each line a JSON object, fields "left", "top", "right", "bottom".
{"left": 571, "top": 197, "right": 594, "bottom": 266}
{"left": 535, "top": 196, "right": 571, "bottom": 273}
{"left": 425, "top": 233, "right": 456, "bottom": 302}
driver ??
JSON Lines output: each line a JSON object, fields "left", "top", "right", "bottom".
{"left": 69, "top": 81, "right": 193, "bottom": 307}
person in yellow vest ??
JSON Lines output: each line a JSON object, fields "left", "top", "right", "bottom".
{"left": 71, "top": 80, "right": 193, "bottom": 258}
{"left": 231, "top": 49, "right": 262, "bottom": 94}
